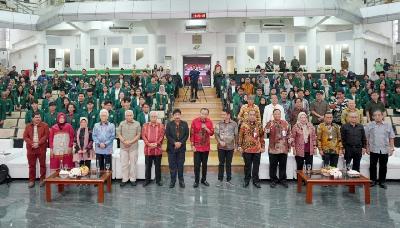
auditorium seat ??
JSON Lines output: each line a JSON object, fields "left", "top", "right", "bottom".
{"left": 3, "top": 119, "right": 18, "bottom": 128}
{"left": 20, "top": 112, "right": 26, "bottom": 118}
{"left": 387, "top": 109, "right": 393, "bottom": 116}
{"left": 113, "top": 140, "right": 154, "bottom": 180}
{"left": 9, "top": 112, "right": 20, "bottom": 119}
{"left": 392, "top": 117, "right": 400, "bottom": 125}
{"left": 0, "top": 129, "right": 15, "bottom": 138}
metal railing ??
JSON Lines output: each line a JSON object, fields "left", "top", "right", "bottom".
{"left": 364, "top": 0, "right": 400, "bottom": 6}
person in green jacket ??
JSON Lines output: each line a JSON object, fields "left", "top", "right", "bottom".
{"left": 41, "top": 91, "right": 53, "bottom": 113}
{"left": 43, "top": 102, "right": 57, "bottom": 127}
{"left": 25, "top": 100, "right": 43, "bottom": 124}
{"left": 103, "top": 100, "right": 116, "bottom": 124}
{"left": 232, "top": 88, "right": 245, "bottom": 120}
{"left": 1, "top": 92, "right": 13, "bottom": 115}
{"left": 254, "top": 88, "right": 265, "bottom": 106}
{"left": 65, "top": 103, "right": 80, "bottom": 131}
{"left": 98, "top": 86, "right": 111, "bottom": 110}
{"left": 82, "top": 100, "right": 98, "bottom": 130}
{"left": 136, "top": 103, "right": 151, "bottom": 127}
{"left": 75, "top": 92, "right": 87, "bottom": 115}
{"left": 55, "top": 90, "right": 67, "bottom": 112}
{"left": 145, "top": 77, "right": 159, "bottom": 108}
{"left": 155, "top": 85, "right": 168, "bottom": 111}
{"left": 389, "top": 86, "right": 400, "bottom": 110}
{"left": 116, "top": 97, "right": 133, "bottom": 126}
{"left": 13, "top": 85, "right": 27, "bottom": 111}
{"left": 140, "top": 71, "right": 151, "bottom": 93}
{"left": 0, "top": 96, "right": 5, "bottom": 127}
{"left": 346, "top": 85, "right": 364, "bottom": 109}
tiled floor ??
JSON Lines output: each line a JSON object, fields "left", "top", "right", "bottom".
{"left": 1, "top": 174, "right": 400, "bottom": 228}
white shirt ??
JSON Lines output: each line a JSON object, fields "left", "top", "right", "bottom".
{"left": 30, "top": 74, "right": 38, "bottom": 82}
{"left": 114, "top": 88, "right": 120, "bottom": 100}
{"left": 263, "top": 104, "right": 285, "bottom": 128}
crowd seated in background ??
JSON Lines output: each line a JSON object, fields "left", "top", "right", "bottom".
{"left": 0, "top": 66, "right": 184, "bottom": 130}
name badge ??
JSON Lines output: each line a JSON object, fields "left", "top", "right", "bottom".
{"left": 282, "top": 130, "right": 287, "bottom": 137}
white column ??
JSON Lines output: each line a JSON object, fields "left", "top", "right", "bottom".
{"left": 306, "top": 27, "right": 317, "bottom": 72}
{"left": 353, "top": 24, "right": 365, "bottom": 74}
{"left": 236, "top": 32, "right": 246, "bottom": 73}
{"left": 80, "top": 32, "right": 90, "bottom": 69}
{"left": 148, "top": 34, "right": 157, "bottom": 67}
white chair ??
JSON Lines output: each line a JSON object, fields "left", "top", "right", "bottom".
{"left": 114, "top": 140, "right": 154, "bottom": 180}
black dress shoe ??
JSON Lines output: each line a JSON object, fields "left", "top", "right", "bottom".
{"left": 201, "top": 180, "right": 210, "bottom": 187}
{"left": 193, "top": 182, "right": 199, "bottom": 188}
{"left": 169, "top": 182, "right": 175, "bottom": 188}
{"left": 179, "top": 181, "right": 185, "bottom": 188}
{"left": 130, "top": 181, "right": 137, "bottom": 187}
{"left": 280, "top": 181, "right": 289, "bottom": 188}
{"left": 379, "top": 183, "right": 387, "bottom": 189}
{"left": 143, "top": 181, "right": 151, "bottom": 187}
{"left": 371, "top": 181, "right": 378, "bottom": 187}
{"left": 243, "top": 181, "right": 250, "bottom": 188}
{"left": 120, "top": 181, "right": 128, "bottom": 187}
{"left": 270, "top": 181, "right": 277, "bottom": 188}
{"left": 253, "top": 182, "right": 261, "bottom": 188}
{"left": 156, "top": 181, "right": 163, "bottom": 186}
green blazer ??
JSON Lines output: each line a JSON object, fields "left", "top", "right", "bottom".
{"left": 137, "top": 111, "right": 150, "bottom": 127}
{"left": 43, "top": 112, "right": 57, "bottom": 127}
{"left": 25, "top": 109, "right": 44, "bottom": 124}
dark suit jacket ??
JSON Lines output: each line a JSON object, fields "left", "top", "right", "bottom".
{"left": 165, "top": 120, "right": 189, "bottom": 153}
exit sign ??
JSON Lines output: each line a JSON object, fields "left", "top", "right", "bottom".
{"left": 191, "top": 13, "right": 206, "bottom": 19}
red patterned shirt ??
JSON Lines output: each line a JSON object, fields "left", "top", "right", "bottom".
{"left": 142, "top": 122, "right": 165, "bottom": 156}
{"left": 190, "top": 117, "right": 214, "bottom": 152}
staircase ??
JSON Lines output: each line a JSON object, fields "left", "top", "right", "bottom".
{"left": 161, "top": 87, "right": 244, "bottom": 168}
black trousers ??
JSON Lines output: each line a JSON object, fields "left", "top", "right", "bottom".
{"left": 79, "top": 160, "right": 92, "bottom": 170}
{"left": 370, "top": 152, "right": 389, "bottom": 184}
{"left": 214, "top": 76, "right": 222, "bottom": 98}
{"left": 190, "top": 81, "right": 198, "bottom": 100}
{"left": 269, "top": 153, "right": 287, "bottom": 182}
{"left": 322, "top": 153, "right": 339, "bottom": 167}
{"left": 168, "top": 151, "right": 185, "bottom": 183}
{"left": 243, "top": 152, "right": 261, "bottom": 183}
{"left": 218, "top": 149, "right": 233, "bottom": 181}
{"left": 96, "top": 154, "right": 112, "bottom": 171}
{"left": 344, "top": 147, "right": 362, "bottom": 172}
{"left": 194, "top": 152, "right": 209, "bottom": 183}
{"left": 145, "top": 155, "right": 162, "bottom": 183}
{"left": 295, "top": 152, "right": 313, "bottom": 171}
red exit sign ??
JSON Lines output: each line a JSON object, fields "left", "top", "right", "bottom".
{"left": 191, "top": 13, "right": 206, "bottom": 19}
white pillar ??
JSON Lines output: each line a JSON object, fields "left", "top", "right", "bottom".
{"left": 80, "top": 32, "right": 90, "bottom": 69}
{"left": 236, "top": 32, "right": 246, "bottom": 73}
{"left": 148, "top": 34, "right": 157, "bottom": 67}
{"left": 307, "top": 28, "right": 317, "bottom": 72}
{"left": 353, "top": 24, "right": 365, "bottom": 74}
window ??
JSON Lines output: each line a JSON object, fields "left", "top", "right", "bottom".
{"left": 49, "top": 49, "right": 55, "bottom": 68}
{"left": 272, "top": 46, "right": 280, "bottom": 65}
{"left": 247, "top": 46, "right": 255, "bottom": 60}
{"left": 64, "top": 49, "right": 70, "bottom": 67}
{"left": 111, "top": 48, "right": 119, "bottom": 68}
{"left": 341, "top": 44, "right": 349, "bottom": 61}
{"left": 325, "top": 46, "right": 332, "bottom": 65}
{"left": 299, "top": 46, "right": 306, "bottom": 65}
{"left": 90, "top": 49, "right": 95, "bottom": 68}
{"left": 135, "top": 48, "right": 144, "bottom": 61}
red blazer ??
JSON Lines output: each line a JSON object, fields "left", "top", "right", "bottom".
{"left": 291, "top": 122, "right": 316, "bottom": 157}
{"left": 23, "top": 122, "right": 50, "bottom": 153}
{"left": 190, "top": 117, "right": 214, "bottom": 152}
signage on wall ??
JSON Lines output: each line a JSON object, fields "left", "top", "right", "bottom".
{"left": 191, "top": 13, "right": 207, "bottom": 19}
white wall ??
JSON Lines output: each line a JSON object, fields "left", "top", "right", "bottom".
{"left": 6, "top": 19, "right": 395, "bottom": 75}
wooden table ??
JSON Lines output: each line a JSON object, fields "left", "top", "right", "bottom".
{"left": 44, "top": 170, "right": 112, "bottom": 203}
{"left": 297, "top": 171, "right": 371, "bottom": 204}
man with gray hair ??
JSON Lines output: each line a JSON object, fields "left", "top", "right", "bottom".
{"left": 93, "top": 109, "right": 116, "bottom": 171}
{"left": 117, "top": 110, "right": 141, "bottom": 187}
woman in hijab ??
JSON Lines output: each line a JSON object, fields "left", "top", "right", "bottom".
{"left": 284, "top": 78, "right": 293, "bottom": 94}
{"left": 155, "top": 84, "right": 168, "bottom": 111}
{"left": 321, "top": 79, "right": 333, "bottom": 101}
{"left": 49, "top": 112, "right": 75, "bottom": 170}
{"left": 74, "top": 117, "right": 95, "bottom": 169}
{"left": 290, "top": 112, "right": 317, "bottom": 171}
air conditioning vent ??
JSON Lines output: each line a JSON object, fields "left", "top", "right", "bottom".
{"left": 262, "top": 23, "right": 285, "bottom": 28}
{"left": 109, "top": 26, "right": 133, "bottom": 32}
